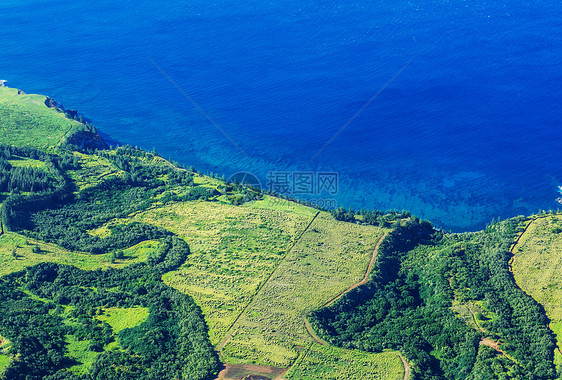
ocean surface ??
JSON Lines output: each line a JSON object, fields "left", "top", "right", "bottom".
{"left": 1, "top": 0, "right": 561, "bottom": 231}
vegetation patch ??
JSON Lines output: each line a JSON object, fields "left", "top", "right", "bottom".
{"left": 310, "top": 219, "right": 555, "bottom": 379}
{"left": 511, "top": 214, "right": 562, "bottom": 375}
{"left": 0, "top": 236, "right": 217, "bottom": 379}
{"left": 220, "top": 213, "right": 386, "bottom": 367}
{"left": 96, "top": 307, "right": 150, "bottom": 334}
{"left": 0, "top": 354, "right": 9, "bottom": 375}
{"left": 0, "top": 334, "right": 11, "bottom": 374}
{"left": 0, "top": 232, "right": 150, "bottom": 277}
{"left": 136, "top": 201, "right": 315, "bottom": 345}
{"left": 285, "top": 344, "right": 404, "bottom": 380}
{"left": 66, "top": 152, "right": 123, "bottom": 192}
{"left": 0, "top": 86, "right": 90, "bottom": 149}
{"left": 65, "top": 335, "right": 100, "bottom": 375}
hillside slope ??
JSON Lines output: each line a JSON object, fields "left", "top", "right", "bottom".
{"left": 0, "top": 86, "right": 106, "bottom": 150}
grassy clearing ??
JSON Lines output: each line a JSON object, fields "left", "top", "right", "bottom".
{"left": 0, "top": 232, "right": 151, "bottom": 277}
{"left": 0, "top": 335, "right": 11, "bottom": 373}
{"left": 7, "top": 155, "right": 48, "bottom": 169}
{"left": 0, "top": 355, "right": 9, "bottom": 374}
{"left": 285, "top": 344, "right": 404, "bottom": 380}
{"left": 0, "top": 86, "right": 85, "bottom": 149}
{"left": 451, "top": 300, "right": 498, "bottom": 333}
{"left": 511, "top": 215, "right": 562, "bottom": 374}
{"left": 65, "top": 306, "right": 148, "bottom": 374}
{"left": 96, "top": 307, "right": 150, "bottom": 333}
{"left": 245, "top": 195, "right": 319, "bottom": 217}
{"left": 66, "top": 335, "right": 99, "bottom": 375}
{"left": 134, "top": 201, "right": 314, "bottom": 345}
{"left": 66, "top": 305, "right": 150, "bottom": 373}
{"left": 66, "top": 152, "right": 123, "bottom": 191}
{"left": 220, "top": 213, "right": 386, "bottom": 367}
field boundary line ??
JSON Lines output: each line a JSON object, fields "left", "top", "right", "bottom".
{"left": 217, "top": 210, "right": 320, "bottom": 351}
{"left": 509, "top": 217, "right": 538, "bottom": 253}
{"left": 303, "top": 316, "right": 328, "bottom": 346}
{"left": 278, "top": 343, "right": 313, "bottom": 380}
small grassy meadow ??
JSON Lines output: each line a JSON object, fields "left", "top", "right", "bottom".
{"left": 0, "top": 232, "right": 151, "bottom": 276}
{"left": 0, "top": 86, "right": 86, "bottom": 149}
{"left": 285, "top": 344, "right": 404, "bottom": 380}
{"left": 511, "top": 215, "right": 562, "bottom": 373}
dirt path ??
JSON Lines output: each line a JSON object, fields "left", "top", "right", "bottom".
{"left": 303, "top": 316, "right": 328, "bottom": 346}
{"left": 480, "top": 338, "right": 504, "bottom": 353}
{"left": 302, "top": 232, "right": 388, "bottom": 347}
{"left": 397, "top": 353, "right": 411, "bottom": 380}
{"left": 323, "top": 232, "right": 388, "bottom": 308}
{"left": 509, "top": 217, "right": 540, "bottom": 254}
{"left": 301, "top": 232, "right": 411, "bottom": 380}
{"left": 217, "top": 211, "right": 320, "bottom": 351}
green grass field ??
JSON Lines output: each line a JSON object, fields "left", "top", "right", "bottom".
{"left": 0, "top": 335, "right": 11, "bottom": 374}
{"left": 220, "top": 213, "right": 386, "bottom": 366}
{"left": 134, "top": 201, "right": 315, "bottom": 345}
{"left": 65, "top": 335, "right": 100, "bottom": 375}
{"left": 0, "top": 354, "right": 9, "bottom": 374}
{"left": 7, "top": 155, "right": 48, "bottom": 169}
{"left": 65, "top": 306, "right": 148, "bottom": 375}
{"left": 0, "top": 86, "right": 86, "bottom": 149}
{"left": 134, "top": 201, "right": 389, "bottom": 367}
{"left": 511, "top": 215, "right": 562, "bottom": 374}
{"left": 66, "top": 152, "right": 123, "bottom": 191}
{"left": 0, "top": 232, "right": 152, "bottom": 276}
{"left": 285, "top": 344, "right": 404, "bottom": 380}
{"left": 246, "top": 195, "right": 320, "bottom": 216}
{"left": 96, "top": 307, "right": 150, "bottom": 333}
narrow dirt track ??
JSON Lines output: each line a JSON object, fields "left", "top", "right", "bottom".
{"left": 303, "top": 316, "right": 328, "bottom": 346}
{"left": 398, "top": 353, "right": 411, "bottom": 380}
{"left": 480, "top": 338, "right": 504, "bottom": 353}
{"left": 324, "top": 231, "right": 388, "bottom": 308}
{"left": 509, "top": 217, "right": 541, "bottom": 253}
{"left": 302, "top": 232, "right": 388, "bottom": 348}
{"left": 302, "top": 231, "right": 411, "bottom": 380}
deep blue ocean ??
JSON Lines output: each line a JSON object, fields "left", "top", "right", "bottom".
{"left": 1, "top": 0, "right": 561, "bottom": 230}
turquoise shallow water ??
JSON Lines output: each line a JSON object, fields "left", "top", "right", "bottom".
{"left": 1, "top": 0, "right": 561, "bottom": 230}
